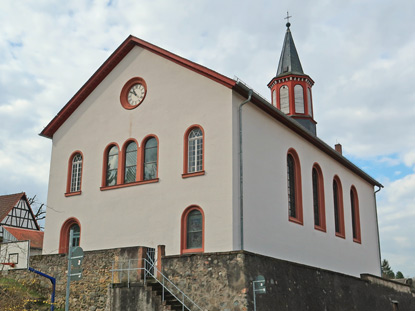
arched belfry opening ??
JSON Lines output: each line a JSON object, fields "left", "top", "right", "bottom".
{"left": 268, "top": 18, "right": 317, "bottom": 136}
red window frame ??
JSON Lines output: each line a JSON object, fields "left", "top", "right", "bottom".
{"left": 350, "top": 186, "right": 361, "bottom": 243}
{"left": 181, "top": 205, "right": 205, "bottom": 254}
{"left": 287, "top": 148, "right": 303, "bottom": 225}
{"left": 59, "top": 217, "right": 81, "bottom": 254}
{"left": 333, "top": 175, "right": 345, "bottom": 238}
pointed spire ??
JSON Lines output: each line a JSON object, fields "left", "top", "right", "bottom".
{"left": 276, "top": 22, "right": 304, "bottom": 77}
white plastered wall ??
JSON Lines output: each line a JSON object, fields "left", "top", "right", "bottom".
{"left": 43, "top": 46, "right": 235, "bottom": 255}
{"left": 234, "top": 99, "right": 381, "bottom": 277}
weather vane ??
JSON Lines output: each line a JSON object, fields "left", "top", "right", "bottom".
{"left": 285, "top": 11, "right": 292, "bottom": 27}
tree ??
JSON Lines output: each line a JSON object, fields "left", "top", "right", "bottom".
{"left": 381, "top": 259, "right": 395, "bottom": 279}
{"left": 27, "top": 195, "right": 46, "bottom": 230}
{"left": 395, "top": 271, "right": 404, "bottom": 279}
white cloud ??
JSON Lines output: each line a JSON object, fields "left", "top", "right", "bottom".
{"left": 0, "top": 0, "right": 414, "bottom": 275}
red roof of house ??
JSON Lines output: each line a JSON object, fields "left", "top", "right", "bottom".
{"left": 0, "top": 192, "right": 25, "bottom": 222}
{"left": 0, "top": 192, "right": 40, "bottom": 230}
{"left": 2, "top": 226, "right": 44, "bottom": 249}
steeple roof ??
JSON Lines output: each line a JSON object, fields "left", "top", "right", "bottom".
{"left": 276, "top": 23, "right": 304, "bottom": 77}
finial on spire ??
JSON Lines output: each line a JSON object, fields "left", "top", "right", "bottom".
{"left": 285, "top": 11, "right": 292, "bottom": 28}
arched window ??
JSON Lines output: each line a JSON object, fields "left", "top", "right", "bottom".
{"left": 350, "top": 186, "right": 361, "bottom": 243}
{"left": 307, "top": 88, "right": 313, "bottom": 116}
{"left": 280, "top": 85, "right": 289, "bottom": 114}
{"left": 66, "top": 151, "right": 83, "bottom": 195}
{"left": 287, "top": 149, "right": 303, "bottom": 224}
{"left": 181, "top": 206, "right": 204, "bottom": 254}
{"left": 59, "top": 218, "right": 81, "bottom": 254}
{"left": 333, "top": 176, "right": 345, "bottom": 238}
{"left": 183, "top": 125, "right": 205, "bottom": 177}
{"left": 106, "top": 145, "right": 119, "bottom": 186}
{"left": 124, "top": 141, "right": 137, "bottom": 183}
{"left": 272, "top": 89, "right": 276, "bottom": 107}
{"left": 294, "top": 84, "right": 304, "bottom": 113}
{"left": 143, "top": 137, "right": 158, "bottom": 180}
{"left": 312, "top": 164, "right": 326, "bottom": 231}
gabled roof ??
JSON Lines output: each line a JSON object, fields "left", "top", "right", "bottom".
{"left": 0, "top": 192, "right": 40, "bottom": 230}
{"left": 39, "top": 35, "right": 382, "bottom": 188}
{"left": 276, "top": 24, "right": 304, "bottom": 77}
{"left": 2, "top": 226, "right": 44, "bottom": 249}
{"left": 0, "top": 192, "right": 24, "bottom": 222}
{"left": 40, "top": 35, "right": 236, "bottom": 139}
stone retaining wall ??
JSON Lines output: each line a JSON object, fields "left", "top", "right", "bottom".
{"left": 1, "top": 246, "right": 141, "bottom": 310}
{"left": 162, "top": 251, "right": 415, "bottom": 311}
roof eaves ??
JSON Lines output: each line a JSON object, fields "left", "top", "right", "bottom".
{"left": 233, "top": 82, "right": 383, "bottom": 188}
{"left": 40, "top": 35, "right": 236, "bottom": 139}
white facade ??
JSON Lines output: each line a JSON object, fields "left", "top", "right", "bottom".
{"left": 42, "top": 36, "right": 382, "bottom": 277}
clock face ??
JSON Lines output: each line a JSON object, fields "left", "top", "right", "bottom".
{"left": 127, "top": 83, "right": 146, "bottom": 106}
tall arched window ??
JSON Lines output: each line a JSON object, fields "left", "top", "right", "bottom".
{"left": 143, "top": 137, "right": 158, "bottom": 180}
{"left": 280, "top": 85, "right": 289, "bottom": 114}
{"left": 307, "top": 88, "right": 313, "bottom": 116}
{"left": 294, "top": 84, "right": 304, "bottom": 113}
{"left": 59, "top": 218, "right": 81, "bottom": 254}
{"left": 71, "top": 154, "right": 82, "bottom": 192}
{"left": 181, "top": 206, "right": 204, "bottom": 254}
{"left": 66, "top": 151, "right": 83, "bottom": 196}
{"left": 272, "top": 89, "right": 277, "bottom": 107}
{"left": 350, "top": 186, "right": 361, "bottom": 243}
{"left": 124, "top": 141, "right": 137, "bottom": 183}
{"left": 106, "top": 145, "right": 119, "bottom": 186}
{"left": 312, "top": 164, "right": 326, "bottom": 231}
{"left": 183, "top": 125, "right": 205, "bottom": 177}
{"left": 287, "top": 149, "right": 303, "bottom": 224}
{"left": 333, "top": 176, "right": 345, "bottom": 238}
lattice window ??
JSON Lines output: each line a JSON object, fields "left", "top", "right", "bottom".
{"left": 70, "top": 154, "right": 82, "bottom": 192}
{"left": 124, "top": 142, "right": 137, "bottom": 183}
{"left": 144, "top": 138, "right": 158, "bottom": 180}
{"left": 188, "top": 128, "right": 203, "bottom": 173}
{"left": 106, "top": 146, "right": 119, "bottom": 186}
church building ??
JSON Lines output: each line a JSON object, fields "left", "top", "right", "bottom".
{"left": 41, "top": 23, "right": 383, "bottom": 277}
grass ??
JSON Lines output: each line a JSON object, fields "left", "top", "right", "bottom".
{"left": 0, "top": 277, "right": 61, "bottom": 311}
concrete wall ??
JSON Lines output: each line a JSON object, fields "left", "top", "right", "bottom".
{"left": 43, "top": 45, "right": 235, "bottom": 256}
{"left": 235, "top": 100, "right": 381, "bottom": 277}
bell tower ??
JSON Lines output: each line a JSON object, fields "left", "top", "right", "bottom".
{"left": 268, "top": 16, "right": 317, "bottom": 135}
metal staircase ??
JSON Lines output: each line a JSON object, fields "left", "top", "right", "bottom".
{"left": 111, "top": 249, "right": 204, "bottom": 311}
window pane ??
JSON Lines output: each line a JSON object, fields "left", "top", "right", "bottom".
{"left": 333, "top": 181, "right": 340, "bottom": 233}
{"left": 287, "top": 154, "right": 296, "bottom": 218}
{"left": 187, "top": 210, "right": 202, "bottom": 249}
{"left": 188, "top": 129, "right": 203, "bottom": 173}
{"left": 107, "top": 146, "right": 118, "bottom": 186}
{"left": 144, "top": 163, "right": 157, "bottom": 180}
{"left": 70, "top": 154, "right": 82, "bottom": 192}
{"left": 280, "top": 86, "right": 289, "bottom": 114}
{"left": 294, "top": 85, "right": 304, "bottom": 113}
{"left": 125, "top": 167, "right": 136, "bottom": 183}
{"left": 70, "top": 224, "right": 80, "bottom": 247}
{"left": 144, "top": 138, "right": 157, "bottom": 180}
{"left": 145, "top": 147, "right": 157, "bottom": 162}
{"left": 312, "top": 168, "right": 320, "bottom": 226}
{"left": 125, "top": 148, "right": 137, "bottom": 166}
{"left": 351, "top": 189, "right": 357, "bottom": 239}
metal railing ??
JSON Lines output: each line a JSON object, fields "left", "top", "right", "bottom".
{"left": 111, "top": 258, "right": 204, "bottom": 311}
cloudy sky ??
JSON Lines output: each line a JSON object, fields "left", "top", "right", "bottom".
{"left": 1, "top": 1, "right": 414, "bottom": 276}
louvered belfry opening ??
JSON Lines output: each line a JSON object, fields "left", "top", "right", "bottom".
{"left": 268, "top": 22, "right": 317, "bottom": 136}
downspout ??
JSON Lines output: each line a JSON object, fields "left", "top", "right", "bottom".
{"left": 239, "top": 89, "right": 253, "bottom": 251}
{"left": 374, "top": 185, "right": 383, "bottom": 276}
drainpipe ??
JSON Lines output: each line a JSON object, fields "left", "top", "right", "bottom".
{"left": 239, "top": 89, "right": 253, "bottom": 251}
{"left": 374, "top": 185, "right": 383, "bottom": 276}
